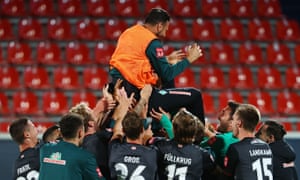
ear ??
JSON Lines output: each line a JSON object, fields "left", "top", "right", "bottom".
{"left": 78, "top": 128, "right": 84, "bottom": 139}
{"left": 88, "top": 120, "right": 95, "bottom": 128}
{"left": 236, "top": 119, "right": 242, "bottom": 128}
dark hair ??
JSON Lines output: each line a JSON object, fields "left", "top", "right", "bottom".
{"left": 9, "top": 118, "right": 30, "bottom": 144}
{"left": 42, "top": 125, "right": 60, "bottom": 142}
{"left": 122, "top": 111, "right": 144, "bottom": 140}
{"left": 59, "top": 113, "right": 84, "bottom": 139}
{"left": 173, "top": 109, "right": 199, "bottom": 144}
{"left": 264, "top": 120, "right": 286, "bottom": 140}
{"left": 144, "top": 8, "right": 170, "bottom": 25}
{"left": 235, "top": 104, "right": 260, "bottom": 132}
{"left": 228, "top": 100, "right": 240, "bottom": 118}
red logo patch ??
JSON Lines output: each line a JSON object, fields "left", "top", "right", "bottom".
{"left": 224, "top": 156, "right": 228, "bottom": 167}
{"left": 208, "top": 136, "right": 217, "bottom": 145}
{"left": 156, "top": 48, "right": 164, "bottom": 58}
{"left": 96, "top": 167, "right": 103, "bottom": 177}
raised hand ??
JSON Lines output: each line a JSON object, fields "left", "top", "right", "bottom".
{"left": 166, "top": 50, "right": 186, "bottom": 65}
{"left": 186, "top": 43, "right": 203, "bottom": 63}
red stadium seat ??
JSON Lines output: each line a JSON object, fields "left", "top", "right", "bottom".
{"left": 192, "top": 18, "right": 217, "bottom": 41}
{"left": 295, "top": 44, "right": 300, "bottom": 64}
{"left": 72, "top": 91, "right": 97, "bottom": 108}
{"left": 0, "top": 0, "right": 27, "bottom": 16}
{"left": 296, "top": 122, "right": 300, "bottom": 131}
{"left": 0, "top": 19, "right": 14, "bottom": 40}
{"left": 43, "top": 91, "right": 68, "bottom": 115}
{"left": 248, "top": 91, "right": 275, "bottom": 115}
{"left": 115, "top": 0, "right": 141, "bottom": 17}
{"left": 53, "top": 66, "right": 79, "bottom": 90}
{"left": 86, "top": 0, "right": 112, "bottom": 17}
{"left": 280, "top": 121, "right": 293, "bottom": 131}
{"left": 166, "top": 19, "right": 190, "bottom": 41}
{"left": 7, "top": 41, "right": 33, "bottom": 65}
{"left": 286, "top": 67, "right": 300, "bottom": 90}
{"left": 75, "top": 19, "right": 102, "bottom": 40}
{"left": 238, "top": 43, "right": 264, "bottom": 65}
{"left": 37, "top": 41, "right": 63, "bottom": 65}
{"left": 210, "top": 43, "right": 235, "bottom": 65}
{"left": 24, "top": 66, "right": 50, "bottom": 89}
{"left": 0, "top": 66, "right": 20, "bottom": 89}
{"left": 257, "top": 0, "right": 282, "bottom": 18}
{"left": 248, "top": 19, "right": 273, "bottom": 41}
{"left": 218, "top": 91, "right": 243, "bottom": 110}
{"left": 199, "top": 66, "right": 226, "bottom": 90}
{"left": 201, "top": 0, "right": 226, "bottom": 17}
{"left": 172, "top": 0, "right": 199, "bottom": 17}
{"left": 276, "top": 18, "right": 300, "bottom": 41}
{"left": 0, "top": 47, "right": 3, "bottom": 64}
{"left": 94, "top": 42, "right": 115, "bottom": 65}
{"left": 104, "top": 18, "right": 128, "bottom": 40}
{"left": 228, "top": 66, "right": 255, "bottom": 90}
{"left": 266, "top": 42, "right": 291, "bottom": 65}
{"left": 13, "top": 91, "right": 40, "bottom": 115}
{"left": 229, "top": 0, "right": 254, "bottom": 18}
{"left": 18, "top": 18, "right": 44, "bottom": 40}
{"left": 34, "top": 121, "right": 56, "bottom": 134}
{"left": 47, "top": 18, "right": 73, "bottom": 40}
{"left": 174, "top": 68, "right": 197, "bottom": 88}
{"left": 29, "top": 0, "right": 55, "bottom": 16}
{"left": 0, "top": 93, "right": 10, "bottom": 115}
{"left": 66, "top": 42, "right": 92, "bottom": 65}
{"left": 58, "top": 0, "right": 83, "bottom": 16}
{"left": 277, "top": 90, "right": 300, "bottom": 115}
{"left": 83, "top": 67, "right": 108, "bottom": 90}
{"left": 0, "top": 121, "right": 11, "bottom": 133}
{"left": 162, "top": 44, "right": 175, "bottom": 55}
{"left": 144, "top": 0, "right": 169, "bottom": 13}
{"left": 257, "top": 66, "right": 283, "bottom": 90}
{"left": 202, "top": 92, "right": 216, "bottom": 116}
{"left": 220, "top": 19, "right": 245, "bottom": 41}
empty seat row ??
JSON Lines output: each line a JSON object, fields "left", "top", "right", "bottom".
{"left": 1, "top": 89, "right": 299, "bottom": 117}
{"left": 0, "top": 66, "right": 108, "bottom": 90}
{"left": 1, "top": 65, "right": 299, "bottom": 90}
{"left": 0, "top": 91, "right": 98, "bottom": 116}
{"left": 201, "top": 90, "right": 300, "bottom": 116}
{"left": 1, "top": 41, "right": 300, "bottom": 66}
{"left": 0, "top": 41, "right": 115, "bottom": 65}
{"left": 163, "top": 17, "right": 300, "bottom": 42}
{"left": 0, "top": 0, "right": 282, "bottom": 18}
{"left": 0, "top": 18, "right": 128, "bottom": 41}
{"left": 1, "top": 17, "right": 299, "bottom": 41}
{"left": 174, "top": 66, "right": 300, "bottom": 90}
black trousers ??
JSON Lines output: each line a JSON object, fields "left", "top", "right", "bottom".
{"left": 110, "top": 78, "right": 205, "bottom": 126}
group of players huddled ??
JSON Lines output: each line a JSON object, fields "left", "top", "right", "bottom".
{"left": 9, "top": 8, "right": 298, "bottom": 180}
{"left": 9, "top": 81, "right": 298, "bottom": 180}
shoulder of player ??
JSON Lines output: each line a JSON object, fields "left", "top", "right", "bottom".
{"left": 20, "top": 146, "right": 40, "bottom": 158}
{"left": 148, "top": 39, "right": 163, "bottom": 49}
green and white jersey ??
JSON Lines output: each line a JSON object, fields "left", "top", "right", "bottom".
{"left": 39, "top": 140, "right": 104, "bottom": 180}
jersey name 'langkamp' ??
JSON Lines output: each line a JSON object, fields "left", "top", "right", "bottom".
{"left": 249, "top": 149, "right": 272, "bottom": 157}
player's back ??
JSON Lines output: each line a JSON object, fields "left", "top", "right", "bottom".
{"left": 40, "top": 140, "right": 101, "bottom": 180}
{"left": 155, "top": 139, "right": 214, "bottom": 180}
{"left": 225, "top": 137, "right": 273, "bottom": 180}
{"left": 109, "top": 139, "right": 158, "bottom": 180}
{"left": 13, "top": 146, "right": 40, "bottom": 180}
